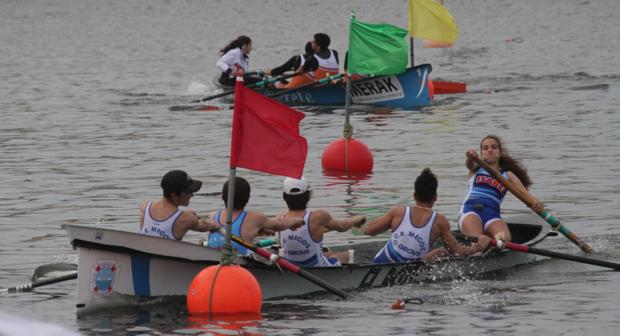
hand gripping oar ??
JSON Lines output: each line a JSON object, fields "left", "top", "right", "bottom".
{"left": 189, "top": 72, "right": 301, "bottom": 104}
{"left": 267, "top": 73, "right": 344, "bottom": 99}
{"left": 226, "top": 232, "right": 348, "bottom": 299}
{"left": 458, "top": 234, "right": 620, "bottom": 271}
{"left": 469, "top": 155, "right": 593, "bottom": 253}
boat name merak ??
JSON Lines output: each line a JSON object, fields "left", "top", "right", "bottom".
{"left": 350, "top": 76, "right": 405, "bottom": 104}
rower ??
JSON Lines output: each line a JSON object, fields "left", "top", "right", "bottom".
{"left": 364, "top": 168, "right": 490, "bottom": 263}
{"left": 264, "top": 41, "right": 319, "bottom": 89}
{"left": 205, "top": 176, "right": 304, "bottom": 256}
{"left": 216, "top": 35, "right": 261, "bottom": 86}
{"left": 139, "top": 170, "right": 219, "bottom": 241}
{"left": 311, "top": 33, "right": 340, "bottom": 79}
{"left": 278, "top": 176, "right": 366, "bottom": 267}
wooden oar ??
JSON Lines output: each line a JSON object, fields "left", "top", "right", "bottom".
{"left": 267, "top": 73, "right": 343, "bottom": 99}
{"left": 458, "top": 233, "right": 619, "bottom": 271}
{"left": 189, "top": 72, "right": 301, "bottom": 104}
{"left": 469, "top": 155, "right": 593, "bottom": 253}
{"left": 226, "top": 232, "right": 348, "bottom": 299}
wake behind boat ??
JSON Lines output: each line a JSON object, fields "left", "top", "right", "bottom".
{"left": 63, "top": 213, "right": 552, "bottom": 315}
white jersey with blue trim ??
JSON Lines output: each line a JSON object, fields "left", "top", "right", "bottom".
{"left": 279, "top": 210, "right": 339, "bottom": 267}
{"left": 462, "top": 167, "right": 509, "bottom": 208}
{"left": 373, "top": 206, "right": 435, "bottom": 263}
{"left": 141, "top": 201, "right": 182, "bottom": 240}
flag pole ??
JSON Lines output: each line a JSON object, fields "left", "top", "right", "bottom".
{"left": 220, "top": 167, "right": 237, "bottom": 265}
{"left": 409, "top": 37, "right": 415, "bottom": 66}
{"left": 342, "top": 12, "right": 357, "bottom": 172}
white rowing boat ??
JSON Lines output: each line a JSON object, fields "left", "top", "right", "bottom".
{"left": 62, "top": 213, "right": 553, "bottom": 315}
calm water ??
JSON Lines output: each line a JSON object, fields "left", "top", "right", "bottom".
{"left": 2, "top": 0, "right": 620, "bottom": 335}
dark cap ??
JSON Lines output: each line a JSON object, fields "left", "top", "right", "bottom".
{"left": 161, "top": 170, "right": 202, "bottom": 195}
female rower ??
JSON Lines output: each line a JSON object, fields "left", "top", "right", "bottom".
{"left": 459, "top": 135, "right": 545, "bottom": 242}
{"left": 216, "top": 35, "right": 260, "bottom": 86}
{"left": 365, "top": 168, "right": 490, "bottom": 263}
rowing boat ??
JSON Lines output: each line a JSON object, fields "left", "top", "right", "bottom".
{"left": 63, "top": 213, "right": 552, "bottom": 315}
{"left": 211, "top": 64, "right": 432, "bottom": 108}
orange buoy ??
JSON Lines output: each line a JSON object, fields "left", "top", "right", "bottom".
{"left": 390, "top": 298, "right": 406, "bottom": 310}
{"left": 428, "top": 79, "right": 435, "bottom": 99}
{"left": 187, "top": 265, "right": 262, "bottom": 315}
{"left": 321, "top": 138, "right": 373, "bottom": 173}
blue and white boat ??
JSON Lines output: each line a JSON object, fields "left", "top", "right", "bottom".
{"left": 260, "top": 64, "right": 432, "bottom": 108}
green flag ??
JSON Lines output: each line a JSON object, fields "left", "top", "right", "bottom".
{"left": 347, "top": 16, "right": 409, "bottom": 75}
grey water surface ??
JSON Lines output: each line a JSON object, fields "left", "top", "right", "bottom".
{"left": 1, "top": 0, "right": 620, "bottom": 335}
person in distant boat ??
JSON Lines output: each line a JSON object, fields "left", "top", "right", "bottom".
{"left": 140, "top": 170, "right": 219, "bottom": 241}
{"left": 459, "top": 135, "right": 544, "bottom": 242}
{"left": 205, "top": 176, "right": 304, "bottom": 256}
{"left": 364, "top": 168, "right": 490, "bottom": 263}
{"left": 216, "top": 35, "right": 261, "bottom": 86}
{"left": 278, "top": 177, "right": 366, "bottom": 267}
{"left": 311, "top": 33, "right": 340, "bottom": 79}
{"left": 264, "top": 41, "right": 319, "bottom": 89}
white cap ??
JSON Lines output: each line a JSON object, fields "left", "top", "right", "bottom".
{"left": 283, "top": 176, "right": 309, "bottom": 195}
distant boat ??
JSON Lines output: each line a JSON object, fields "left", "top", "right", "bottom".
{"left": 63, "top": 213, "right": 552, "bottom": 315}
{"left": 211, "top": 64, "right": 432, "bottom": 109}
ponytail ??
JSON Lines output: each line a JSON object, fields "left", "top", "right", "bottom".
{"left": 220, "top": 35, "right": 252, "bottom": 55}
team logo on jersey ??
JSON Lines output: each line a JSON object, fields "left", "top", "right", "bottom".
{"left": 475, "top": 175, "right": 506, "bottom": 193}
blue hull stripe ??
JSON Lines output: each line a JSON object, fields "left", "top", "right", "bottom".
{"left": 131, "top": 255, "right": 150, "bottom": 296}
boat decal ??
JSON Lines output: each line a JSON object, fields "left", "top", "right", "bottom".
{"left": 416, "top": 68, "right": 428, "bottom": 98}
{"left": 91, "top": 260, "right": 119, "bottom": 295}
{"left": 273, "top": 91, "right": 315, "bottom": 104}
{"left": 350, "top": 76, "right": 405, "bottom": 104}
{"left": 358, "top": 267, "right": 382, "bottom": 289}
{"left": 131, "top": 255, "right": 151, "bottom": 296}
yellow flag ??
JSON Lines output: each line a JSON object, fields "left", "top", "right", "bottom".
{"left": 408, "top": 0, "right": 458, "bottom": 44}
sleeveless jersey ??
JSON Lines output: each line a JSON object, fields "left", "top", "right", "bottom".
{"left": 313, "top": 49, "right": 339, "bottom": 78}
{"left": 461, "top": 167, "right": 509, "bottom": 210}
{"left": 279, "top": 210, "right": 340, "bottom": 267}
{"left": 206, "top": 210, "right": 250, "bottom": 256}
{"left": 141, "top": 201, "right": 182, "bottom": 240}
{"left": 373, "top": 207, "right": 435, "bottom": 263}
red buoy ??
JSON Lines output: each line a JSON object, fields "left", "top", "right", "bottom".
{"left": 187, "top": 265, "right": 262, "bottom": 315}
{"left": 321, "top": 138, "right": 373, "bottom": 173}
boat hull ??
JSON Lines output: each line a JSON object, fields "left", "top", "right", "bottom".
{"left": 63, "top": 213, "right": 550, "bottom": 314}
{"left": 212, "top": 64, "right": 432, "bottom": 108}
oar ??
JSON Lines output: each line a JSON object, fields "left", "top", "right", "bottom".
{"left": 225, "top": 231, "right": 348, "bottom": 299}
{"left": 2, "top": 265, "right": 78, "bottom": 293}
{"left": 459, "top": 234, "right": 620, "bottom": 271}
{"left": 469, "top": 155, "right": 593, "bottom": 253}
{"left": 267, "top": 73, "right": 343, "bottom": 99}
{"left": 189, "top": 72, "right": 301, "bottom": 104}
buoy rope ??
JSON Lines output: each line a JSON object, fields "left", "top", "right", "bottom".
{"left": 208, "top": 264, "right": 224, "bottom": 319}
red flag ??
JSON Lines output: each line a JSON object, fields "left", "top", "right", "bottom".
{"left": 230, "top": 78, "right": 307, "bottom": 178}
